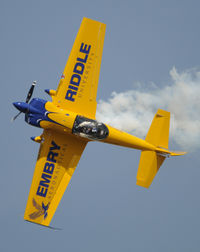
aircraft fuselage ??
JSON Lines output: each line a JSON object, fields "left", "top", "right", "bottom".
{"left": 14, "top": 97, "right": 156, "bottom": 152}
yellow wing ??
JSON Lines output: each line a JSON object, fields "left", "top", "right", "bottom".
{"left": 53, "top": 17, "right": 106, "bottom": 119}
{"left": 24, "top": 129, "right": 87, "bottom": 226}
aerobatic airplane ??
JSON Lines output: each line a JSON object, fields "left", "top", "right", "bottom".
{"left": 12, "top": 17, "right": 185, "bottom": 227}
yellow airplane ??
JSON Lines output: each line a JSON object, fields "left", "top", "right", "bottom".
{"left": 12, "top": 17, "right": 185, "bottom": 227}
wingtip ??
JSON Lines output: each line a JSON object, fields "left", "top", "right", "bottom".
{"left": 136, "top": 180, "right": 150, "bottom": 188}
{"left": 24, "top": 219, "right": 62, "bottom": 230}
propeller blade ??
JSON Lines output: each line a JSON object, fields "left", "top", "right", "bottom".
{"left": 25, "top": 81, "right": 36, "bottom": 103}
{"left": 11, "top": 111, "right": 22, "bottom": 122}
{"left": 12, "top": 81, "right": 36, "bottom": 122}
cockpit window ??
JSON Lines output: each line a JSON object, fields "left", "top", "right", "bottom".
{"left": 72, "top": 116, "right": 109, "bottom": 140}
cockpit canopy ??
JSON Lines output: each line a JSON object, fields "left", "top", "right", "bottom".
{"left": 72, "top": 116, "right": 109, "bottom": 140}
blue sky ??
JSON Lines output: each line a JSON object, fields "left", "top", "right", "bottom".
{"left": 1, "top": 0, "right": 200, "bottom": 251}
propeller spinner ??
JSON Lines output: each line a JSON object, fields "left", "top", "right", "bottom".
{"left": 12, "top": 81, "right": 37, "bottom": 122}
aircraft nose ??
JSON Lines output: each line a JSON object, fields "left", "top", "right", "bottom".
{"left": 13, "top": 102, "right": 29, "bottom": 113}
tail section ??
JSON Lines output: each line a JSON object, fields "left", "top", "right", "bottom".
{"left": 145, "top": 109, "right": 170, "bottom": 149}
{"left": 136, "top": 151, "right": 165, "bottom": 188}
{"left": 136, "top": 109, "right": 186, "bottom": 188}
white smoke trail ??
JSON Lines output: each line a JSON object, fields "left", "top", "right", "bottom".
{"left": 96, "top": 67, "right": 200, "bottom": 151}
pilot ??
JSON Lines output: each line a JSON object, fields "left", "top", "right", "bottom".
{"left": 92, "top": 127, "right": 97, "bottom": 133}
{"left": 86, "top": 127, "right": 92, "bottom": 134}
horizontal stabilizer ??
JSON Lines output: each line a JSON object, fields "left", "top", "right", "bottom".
{"left": 136, "top": 109, "right": 186, "bottom": 188}
{"left": 145, "top": 109, "right": 170, "bottom": 149}
{"left": 136, "top": 109, "right": 169, "bottom": 187}
{"left": 136, "top": 151, "right": 165, "bottom": 188}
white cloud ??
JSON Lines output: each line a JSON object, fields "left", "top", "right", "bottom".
{"left": 96, "top": 67, "right": 200, "bottom": 151}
